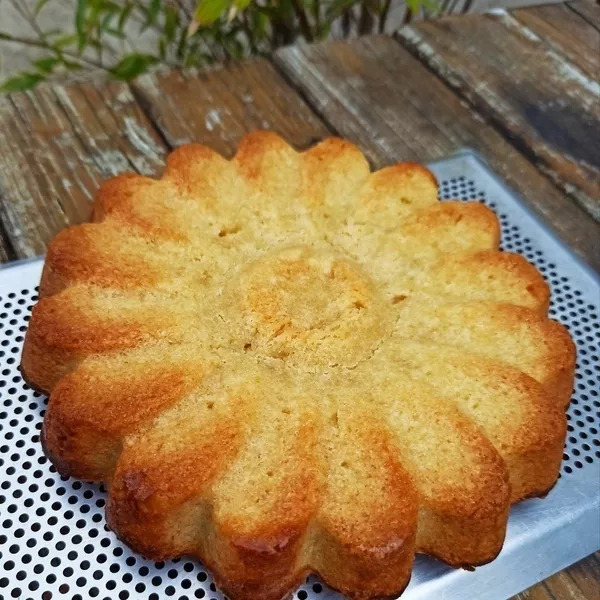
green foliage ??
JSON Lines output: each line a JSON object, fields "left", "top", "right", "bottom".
{"left": 0, "top": 0, "right": 433, "bottom": 91}
{"left": 32, "top": 57, "right": 61, "bottom": 73}
{"left": 194, "top": 0, "right": 229, "bottom": 25}
{"left": 0, "top": 73, "right": 44, "bottom": 92}
{"left": 111, "top": 52, "right": 157, "bottom": 78}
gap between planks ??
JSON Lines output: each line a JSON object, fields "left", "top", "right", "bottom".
{"left": 567, "top": 0, "right": 600, "bottom": 32}
{"left": 0, "top": 80, "right": 168, "bottom": 259}
{"left": 396, "top": 9, "right": 600, "bottom": 222}
{"left": 130, "top": 58, "right": 332, "bottom": 156}
{"left": 273, "top": 35, "right": 600, "bottom": 272}
{"left": 511, "top": 2, "right": 599, "bottom": 78}
{"left": 0, "top": 58, "right": 332, "bottom": 260}
{"left": 0, "top": 226, "right": 15, "bottom": 263}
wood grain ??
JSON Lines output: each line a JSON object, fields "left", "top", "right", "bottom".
{"left": 0, "top": 207, "right": 13, "bottom": 263}
{"left": 512, "top": 3, "right": 600, "bottom": 77}
{"left": 274, "top": 35, "right": 600, "bottom": 271}
{"left": 398, "top": 10, "right": 600, "bottom": 221}
{"left": 568, "top": 0, "right": 600, "bottom": 30}
{"left": 133, "top": 58, "right": 330, "bottom": 155}
{"left": 0, "top": 235, "right": 12, "bottom": 263}
{"left": 0, "top": 20, "right": 597, "bottom": 598}
{"left": 565, "top": 552, "right": 600, "bottom": 600}
{"left": 0, "top": 81, "right": 167, "bottom": 259}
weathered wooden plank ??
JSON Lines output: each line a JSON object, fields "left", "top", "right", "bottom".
{"left": 512, "top": 3, "right": 600, "bottom": 77}
{"left": 565, "top": 553, "right": 600, "bottom": 600}
{"left": 0, "top": 81, "right": 167, "bottom": 259}
{"left": 462, "top": 0, "right": 565, "bottom": 12}
{"left": 513, "top": 553, "right": 600, "bottom": 600}
{"left": 54, "top": 81, "right": 166, "bottom": 177}
{"left": 274, "top": 35, "right": 600, "bottom": 271}
{"left": 0, "top": 195, "right": 14, "bottom": 262}
{"left": 568, "top": 0, "right": 600, "bottom": 30}
{"left": 541, "top": 569, "right": 590, "bottom": 600}
{"left": 398, "top": 11, "right": 600, "bottom": 222}
{"left": 513, "top": 580, "right": 555, "bottom": 600}
{"left": 133, "top": 58, "right": 330, "bottom": 156}
{"left": 0, "top": 233, "right": 12, "bottom": 263}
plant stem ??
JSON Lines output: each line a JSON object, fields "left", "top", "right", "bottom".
{"left": 314, "top": 0, "right": 321, "bottom": 36}
{"left": 379, "top": 0, "right": 392, "bottom": 33}
{"left": 358, "top": 3, "right": 374, "bottom": 34}
{"left": 0, "top": 32, "right": 109, "bottom": 71}
{"left": 341, "top": 10, "right": 351, "bottom": 37}
{"left": 242, "top": 12, "right": 258, "bottom": 54}
{"left": 291, "top": 0, "right": 314, "bottom": 42}
{"left": 462, "top": 0, "right": 474, "bottom": 13}
{"left": 9, "top": 0, "right": 50, "bottom": 45}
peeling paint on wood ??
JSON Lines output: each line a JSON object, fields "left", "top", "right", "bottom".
{"left": 133, "top": 58, "right": 330, "bottom": 156}
{"left": 0, "top": 228, "right": 12, "bottom": 263}
{"left": 0, "top": 6, "right": 598, "bottom": 596}
{"left": 512, "top": 3, "right": 600, "bottom": 78}
{"left": 494, "top": 10, "right": 599, "bottom": 94}
{"left": 123, "top": 116, "right": 165, "bottom": 167}
{"left": 397, "top": 10, "right": 600, "bottom": 221}
{"left": 0, "top": 80, "right": 167, "bottom": 259}
{"left": 275, "top": 35, "right": 600, "bottom": 271}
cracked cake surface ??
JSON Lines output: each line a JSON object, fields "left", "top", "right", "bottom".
{"left": 21, "top": 131, "right": 575, "bottom": 600}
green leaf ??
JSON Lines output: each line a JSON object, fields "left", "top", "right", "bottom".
{"left": 0, "top": 73, "right": 44, "bottom": 93}
{"left": 148, "top": 0, "right": 161, "bottom": 24}
{"left": 41, "top": 28, "right": 63, "bottom": 38}
{"left": 118, "top": 3, "right": 133, "bottom": 31}
{"left": 422, "top": 0, "right": 441, "bottom": 12}
{"left": 75, "top": 0, "right": 88, "bottom": 52}
{"left": 176, "top": 25, "right": 188, "bottom": 59}
{"left": 405, "top": 0, "right": 432, "bottom": 12}
{"left": 111, "top": 53, "right": 157, "bottom": 80}
{"left": 233, "top": 0, "right": 251, "bottom": 9}
{"left": 101, "top": 12, "right": 115, "bottom": 30}
{"left": 317, "top": 22, "right": 331, "bottom": 39}
{"left": 105, "top": 27, "right": 125, "bottom": 38}
{"left": 159, "top": 38, "right": 166, "bottom": 59}
{"left": 89, "top": 0, "right": 119, "bottom": 12}
{"left": 52, "top": 33, "right": 79, "bottom": 48}
{"left": 63, "top": 60, "right": 83, "bottom": 70}
{"left": 34, "top": 0, "right": 51, "bottom": 15}
{"left": 88, "top": 0, "right": 119, "bottom": 26}
{"left": 194, "top": 0, "right": 228, "bottom": 25}
{"left": 33, "top": 57, "right": 60, "bottom": 73}
{"left": 251, "top": 10, "right": 269, "bottom": 38}
{"left": 225, "top": 36, "right": 244, "bottom": 58}
{"left": 164, "top": 7, "right": 178, "bottom": 42}
{"left": 140, "top": 0, "right": 161, "bottom": 32}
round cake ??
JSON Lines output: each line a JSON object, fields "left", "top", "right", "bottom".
{"left": 21, "top": 131, "right": 575, "bottom": 600}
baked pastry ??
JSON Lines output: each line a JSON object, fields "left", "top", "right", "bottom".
{"left": 21, "top": 131, "right": 575, "bottom": 600}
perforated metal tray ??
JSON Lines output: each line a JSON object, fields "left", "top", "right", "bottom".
{"left": 0, "top": 150, "right": 598, "bottom": 600}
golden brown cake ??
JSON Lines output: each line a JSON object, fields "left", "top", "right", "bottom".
{"left": 21, "top": 131, "right": 575, "bottom": 600}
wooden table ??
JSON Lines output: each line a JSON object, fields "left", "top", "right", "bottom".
{"left": 0, "top": 1, "right": 598, "bottom": 598}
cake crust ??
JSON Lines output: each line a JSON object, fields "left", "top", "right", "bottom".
{"left": 21, "top": 131, "right": 574, "bottom": 600}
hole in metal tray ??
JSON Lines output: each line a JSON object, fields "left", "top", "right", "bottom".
{"left": 439, "top": 178, "right": 600, "bottom": 477}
